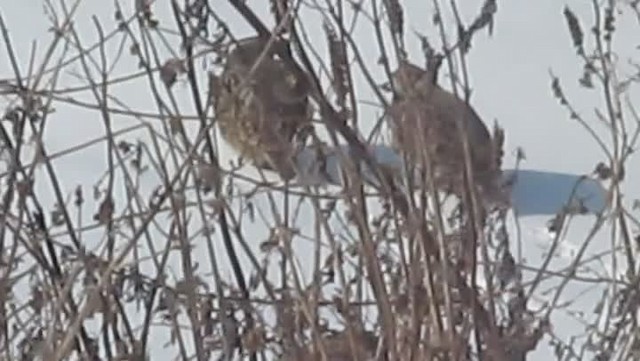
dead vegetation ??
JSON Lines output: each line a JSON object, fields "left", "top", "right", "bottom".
{"left": 0, "top": 0, "right": 638, "bottom": 360}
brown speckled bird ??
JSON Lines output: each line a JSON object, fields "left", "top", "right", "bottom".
{"left": 282, "top": 329, "right": 377, "bottom": 361}
{"left": 212, "top": 36, "right": 312, "bottom": 180}
{"left": 388, "top": 60, "right": 501, "bottom": 196}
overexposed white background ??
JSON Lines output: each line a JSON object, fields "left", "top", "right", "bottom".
{"left": 1, "top": 0, "right": 638, "bottom": 359}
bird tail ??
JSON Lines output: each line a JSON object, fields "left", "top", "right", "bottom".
{"left": 257, "top": 145, "right": 297, "bottom": 181}
{"left": 269, "top": 155, "right": 297, "bottom": 181}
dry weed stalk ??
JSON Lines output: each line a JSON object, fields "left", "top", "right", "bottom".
{"left": 0, "top": 0, "right": 637, "bottom": 360}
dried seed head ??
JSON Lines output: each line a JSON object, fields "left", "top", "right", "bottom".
{"left": 324, "top": 23, "right": 349, "bottom": 108}
{"left": 492, "top": 122, "right": 505, "bottom": 171}
{"left": 563, "top": 7, "right": 584, "bottom": 54}
{"left": 159, "top": 58, "right": 186, "bottom": 88}
{"left": 383, "top": 0, "right": 404, "bottom": 40}
{"left": 469, "top": 0, "right": 497, "bottom": 35}
{"left": 95, "top": 197, "right": 114, "bottom": 224}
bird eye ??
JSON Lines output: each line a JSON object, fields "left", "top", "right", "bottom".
{"left": 223, "top": 73, "right": 239, "bottom": 91}
{"left": 380, "top": 81, "right": 393, "bottom": 92}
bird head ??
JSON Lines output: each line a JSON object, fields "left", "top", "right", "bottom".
{"left": 385, "top": 55, "right": 445, "bottom": 98}
{"left": 390, "top": 61, "right": 435, "bottom": 97}
{"left": 269, "top": 67, "right": 310, "bottom": 104}
{"left": 223, "top": 37, "right": 309, "bottom": 104}
{"left": 225, "top": 36, "right": 289, "bottom": 70}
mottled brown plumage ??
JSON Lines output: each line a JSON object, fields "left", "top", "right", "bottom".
{"left": 388, "top": 60, "right": 500, "bottom": 195}
{"left": 282, "top": 329, "right": 377, "bottom": 361}
{"left": 213, "top": 37, "right": 312, "bottom": 180}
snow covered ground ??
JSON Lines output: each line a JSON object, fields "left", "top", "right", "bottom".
{"left": 1, "top": 0, "right": 637, "bottom": 359}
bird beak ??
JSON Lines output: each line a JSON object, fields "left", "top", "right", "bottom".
{"left": 380, "top": 81, "right": 393, "bottom": 92}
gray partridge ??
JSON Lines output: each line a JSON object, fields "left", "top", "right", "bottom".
{"left": 282, "top": 329, "right": 377, "bottom": 361}
{"left": 212, "top": 36, "right": 312, "bottom": 180}
{"left": 388, "top": 60, "right": 501, "bottom": 196}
